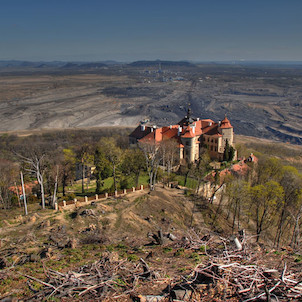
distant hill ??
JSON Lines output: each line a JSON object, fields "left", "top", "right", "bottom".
{"left": 0, "top": 60, "right": 65, "bottom": 68}
{"left": 61, "top": 62, "right": 108, "bottom": 69}
{"left": 128, "top": 60, "right": 196, "bottom": 68}
{"left": 0, "top": 60, "right": 111, "bottom": 70}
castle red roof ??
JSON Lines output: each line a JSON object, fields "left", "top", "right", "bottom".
{"left": 182, "top": 126, "right": 195, "bottom": 138}
{"left": 220, "top": 116, "right": 233, "bottom": 129}
{"left": 161, "top": 126, "right": 179, "bottom": 140}
{"left": 203, "top": 123, "right": 220, "bottom": 135}
{"left": 129, "top": 125, "right": 153, "bottom": 140}
{"left": 132, "top": 116, "right": 232, "bottom": 149}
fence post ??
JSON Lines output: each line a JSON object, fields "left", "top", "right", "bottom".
{"left": 114, "top": 190, "right": 118, "bottom": 197}
{"left": 123, "top": 188, "right": 127, "bottom": 194}
{"left": 105, "top": 192, "right": 108, "bottom": 199}
{"left": 63, "top": 200, "right": 66, "bottom": 207}
{"left": 74, "top": 198, "right": 77, "bottom": 205}
{"left": 54, "top": 202, "right": 58, "bottom": 211}
{"left": 95, "top": 194, "right": 98, "bottom": 200}
{"left": 140, "top": 185, "right": 144, "bottom": 191}
{"left": 132, "top": 187, "right": 135, "bottom": 192}
{"left": 85, "top": 196, "right": 88, "bottom": 203}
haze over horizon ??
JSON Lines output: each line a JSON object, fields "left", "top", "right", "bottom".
{"left": 0, "top": 0, "right": 302, "bottom": 62}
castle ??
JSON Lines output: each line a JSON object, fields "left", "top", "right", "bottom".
{"left": 129, "top": 109, "right": 236, "bottom": 163}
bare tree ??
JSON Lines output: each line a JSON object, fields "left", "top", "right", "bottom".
{"left": 52, "top": 165, "right": 59, "bottom": 208}
{"left": 0, "top": 159, "right": 19, "bottom": 210}
{"left": 290, "top": 204, "right": 302, "bottom": 250}
{"left": 100, "top": 138, "right": 122, "bottom": 193}
{"left": 139, "top": 140, "right": 162, "bottom": 191}
{"left": 20, "top": 154, "right": 46, "bottom": 209}
{"left": 160, "top": 139, "right": 179, "bottom": 186}
{"left": 20, "top": 171, "right": 28, "bottom": 215}
{"left": 75, "top": 144, "right": 93, "bottom": 194}
{"left": 193, "top": 149, "right": 211, "bottom": 194}
{"left": 249, "top": 180, "right": 284, "bottom": 242}
{"left": 275, "top": 167, "right": 302, "bottom": 248}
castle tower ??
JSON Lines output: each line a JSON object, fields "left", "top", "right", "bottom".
{"left": 220, "top": 116, "right": 233, "bottom": 144}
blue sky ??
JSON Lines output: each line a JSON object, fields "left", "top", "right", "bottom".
{"left": 0, "top": 0, "right": 301, "bottom": 62}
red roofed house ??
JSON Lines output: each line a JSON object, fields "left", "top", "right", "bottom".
{"left": 129, "top": 108, "right": 236, "bottom": 163}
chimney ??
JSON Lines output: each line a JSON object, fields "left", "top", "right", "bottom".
{"left": 151, "top": 128, "right": 153, "bottom": 132}
{"left": 197, "top": 118, "right": 200, "bottom": 121}
{"left": 192, "top": 126, "right": 195, "bottom": 134}
{"left": 178, "top": 126, "right": 182, "bottom": 136}
{"left": 141, "top": 125, "right": 145, "bottom": 131}
{"left": 169, "top": 125, "right": 172, "bottom": 129}
{"left": 218, "top": 121, "right": 221, "bottom": 126}
{"left": 209, "top": 122, "right": 212, "bottom": 126}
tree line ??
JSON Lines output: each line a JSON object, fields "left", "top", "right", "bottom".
{"left": 216, "top": 156, "right": 302, "bottom": 249}
{"left": 0, "top": 131, "right": 183, "bottom": 211}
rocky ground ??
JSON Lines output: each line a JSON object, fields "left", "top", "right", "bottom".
{"left": 0, "top": 64, "right": 301, "bottom": 144}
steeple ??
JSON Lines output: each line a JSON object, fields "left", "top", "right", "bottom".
{"left": 220, "top": 114, "right": 233, "bottom": 129}
{"left": 186, "top": 103, "right": 194, "bottom": 124}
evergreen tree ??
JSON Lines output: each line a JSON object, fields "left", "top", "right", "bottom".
{"left": 94, "top": 148, "right": 111, "bottom": 194}
{"left": 223, "top": 139, "right": 230, "bottom": 162}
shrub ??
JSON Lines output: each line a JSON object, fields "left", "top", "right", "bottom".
{"left": 27, "top": 194, "right": 38, "bottom": 204}
{"left": 64, "top": 193, "right": 76, "bottom": 201}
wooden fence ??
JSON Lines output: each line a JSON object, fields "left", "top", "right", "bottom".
{"left": 55, "top": 185, "right": 148, "bottom": 209}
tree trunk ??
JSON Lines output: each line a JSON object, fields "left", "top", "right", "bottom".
{"left": 20, "top": 172, "right": 28, "bottom": 216}
{"left": 135, "top": 170, "right": 140, "bottom": 187}
{"left": 96, "top": 173, "right": 101, "bottom": 194}
{"left": 275, "top": 206, "right": 287, "bottom": 248}
{"left": 81, "top": 159, "right": 85, "bottom": 194}
{"left": 212, "top": 192, "right": 224, "bottom": 224}
{"left": 232, "top": 202, "right": 237, "bottom": 234}
{"left": 14, "top": 182, "right": 21, "bottom": 208}
{"left": 62, "top": 174, "right": 66, "bottom": 196}
{"left": 37, "top": 171, "right": 45, "bottom": 209}
{"left": 113, "top": 163, "right": 117, "bottom": 192}
{"left": 237, "top": 200, "right": 241, "bottom": 231}
{"left": 184, "top": 170, "right": 190, "bottom": 187}
{"left": 52, "top": 166, "right": 58, "bottom": 208}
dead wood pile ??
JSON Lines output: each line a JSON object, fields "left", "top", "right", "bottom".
{"left": 2, "top": 231, "right": 301, "bottom": 301}
{"left": 18, "top": 252, "right": 159, "bottom": 301}
{"left": 171, "top": 231, "right": 302, "bottom": 301}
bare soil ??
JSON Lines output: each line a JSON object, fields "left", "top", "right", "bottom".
{"left": 0, "top": 64, "right": 302, "bottom": 144}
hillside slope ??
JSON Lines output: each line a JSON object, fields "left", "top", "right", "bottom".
{"left": 0, "top": 186, "right": 301, "bottom": 301}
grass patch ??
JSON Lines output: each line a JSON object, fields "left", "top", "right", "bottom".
{"left": 199, "top": 245, "right": 209, "bottom": 252}
{"left": 127, "top": 254, "right": 139, "bottom": 262}
{"left": 174, "top": 248, "right": 185, "bottom": 257}
{"left": 163, "top": 247, "right": 173, "bottom": 253}
{"left": 189, "top": 252, "right": 200, "bottom": 263}
{"left": 175, "top": 175, "right": 197, "bottom": 189}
